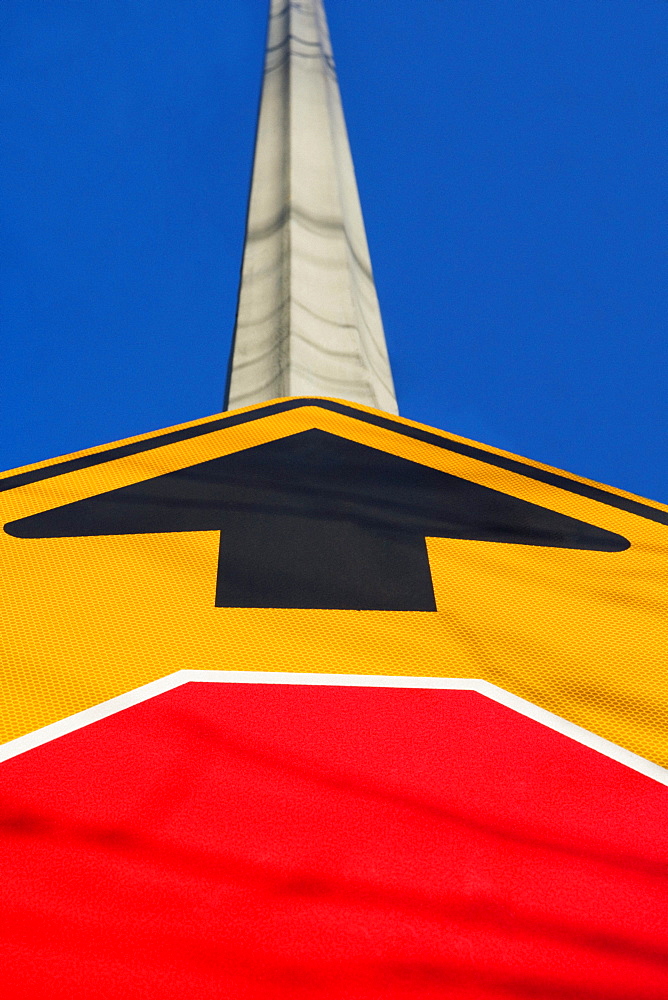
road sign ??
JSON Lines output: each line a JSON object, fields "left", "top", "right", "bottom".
{"left": 2, "top": 396, "right": 668, "bottom": 997}
{"left": 2, "top": 397, "right": 668, "bottom": 769}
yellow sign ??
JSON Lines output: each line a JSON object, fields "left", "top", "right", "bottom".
{"left": 2, "top": 397, "right": 667, "bottom": 765}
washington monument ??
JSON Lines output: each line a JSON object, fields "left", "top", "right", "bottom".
{"left": 226, "top": 0, "right": 397, "bottom": 413}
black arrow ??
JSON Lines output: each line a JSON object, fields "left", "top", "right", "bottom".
{"left": 5, "top": 429, "right": 628, "bottom": 611}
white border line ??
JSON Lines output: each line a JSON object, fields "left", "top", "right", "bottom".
{"left": 1, "top": 670, "right": 666, "bottom": 786}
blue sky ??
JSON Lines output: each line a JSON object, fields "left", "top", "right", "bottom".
{"left": 1, "top": 1, "right": 666, "bottom": 501}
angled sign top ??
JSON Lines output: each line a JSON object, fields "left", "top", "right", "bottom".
{"left": 2, "top": 397, "right": 668, "bottom": 767}
{"left": 6, "top": 428, "right": 627, "bottom": 612}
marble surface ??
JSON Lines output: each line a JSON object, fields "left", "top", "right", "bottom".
{"left": 226, "top": 0, "right": 398, "bottom": 414}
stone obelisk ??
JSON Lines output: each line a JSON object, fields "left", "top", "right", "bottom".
{"left": 225, "top": 0, "right": 398, "bottom": 414}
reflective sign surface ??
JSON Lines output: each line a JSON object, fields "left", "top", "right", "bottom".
{"left": 2, "top": 397, "right": 668, "bottom": 766}
{"left": 1, "top": 679, "right": 667, "bottom": 1000}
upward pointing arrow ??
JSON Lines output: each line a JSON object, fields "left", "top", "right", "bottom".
{"left": 5, "top": 430, "right": 628, "bottom": 611}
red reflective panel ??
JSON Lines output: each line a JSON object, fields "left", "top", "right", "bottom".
{"left": 0, "top": 682, "right": 666, "bottom": 999}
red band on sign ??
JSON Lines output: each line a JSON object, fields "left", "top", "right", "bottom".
{"left": 0, "top": 682, "right": 666, "bottom": 999}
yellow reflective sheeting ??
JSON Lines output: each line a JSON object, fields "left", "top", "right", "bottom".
{"left": 1, "top": 398, "right": 667, "bottom": 765}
